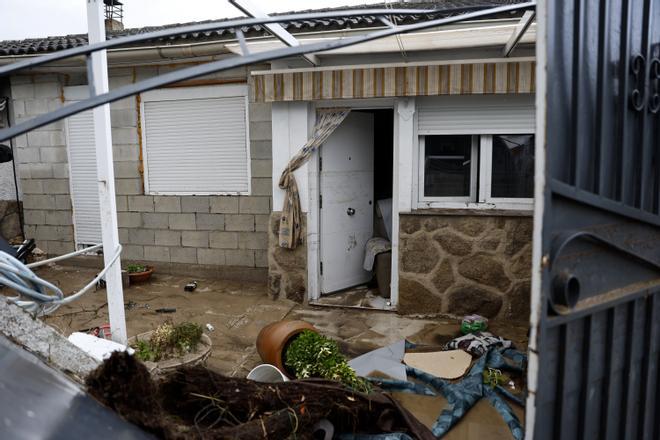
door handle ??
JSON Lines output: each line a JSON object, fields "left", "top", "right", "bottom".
{"left": 347, "top": 207, "right": 355, "bottom": 216}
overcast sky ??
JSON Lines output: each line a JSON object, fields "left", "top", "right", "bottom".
{"left": 0, "top": 0, "right": 385, "bottom": 40}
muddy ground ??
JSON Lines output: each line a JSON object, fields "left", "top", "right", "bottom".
{"left": 14, "top": 264, "right": 529, "bottom": 439}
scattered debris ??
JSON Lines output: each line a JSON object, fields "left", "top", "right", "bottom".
{"left": 372, "top": 348, "right": 527, "bottom": 440}
{"left": 348, "top": 339, "right": 406, "bottom": 381}
{"left": 155, "top": 307, "right": 176, "bottom": 314}
{"left": 68, "top": 332, "right": 134, "bottom": 362}
{"left": 86, "top": 352, "right": 435, "bottom": 439}
{"left": 403, "top": 349, "right": 472, "bottom": 380}
{"left": 246, "top": 363, "right": 288, "bottom": 383}
{"left": 88, "top": 324, "right": 112, "bottom": 339}
{"left": 184, "top": 280, "right": 197, "bottom": 292}
{"left": 125, "top": 301, "right": 150, "bottom": 311}
{"left": 460, "top": 314, "right": 489, "bottom": 334}
{"left": 446, "top": 331, "right": 513, "bottom": 357}
{"left": 205, "top": 323, "right": 214, "bottom": 332}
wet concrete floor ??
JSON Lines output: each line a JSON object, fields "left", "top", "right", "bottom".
{"left": 19, "top": 264, "right": 528, "bottom": 438}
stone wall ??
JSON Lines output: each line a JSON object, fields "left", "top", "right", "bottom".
{"left": 267, "top": 212, "right": 307, "bottom": 302}
{"left": 398, "top": 213, "right": 532, "bottom": 320}
{"left": 0, "top": 200, "right": 21, "bottom": 240}
{"left": 10, "top": 65, "right": 271, "bottom": 279}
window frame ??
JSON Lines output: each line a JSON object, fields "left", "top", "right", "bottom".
{"left": 139, "top": 84, "right": 251, "bottom": 196}
{"left": 418, "top": 134, "right": 479, "bottom": 204}
{"left": 417, "top": 132, "right": 534, "bottom": 211}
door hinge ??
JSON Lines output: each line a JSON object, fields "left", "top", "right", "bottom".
{"left": 320, "top": 261, "right": 323, "bottom": 275}
{"left": 319, "top": 194, "right": 322, "bottom": 209}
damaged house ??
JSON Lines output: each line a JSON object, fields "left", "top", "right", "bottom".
{"left": 0, "top": 0, "right": 535, "bottom": 320}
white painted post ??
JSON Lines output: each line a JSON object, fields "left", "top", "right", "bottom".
{"left": 391, "top": 98, "right": 416, "bottom": 308}
{"left": 86, "top": 0, "right": 127, "bottom": 344}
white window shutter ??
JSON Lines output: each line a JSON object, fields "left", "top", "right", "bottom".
{"left": 66, "top": 110, "right": 102, "bottom": 246}
{"left": 417, "top": 94, "right": 535, "bottom": 135}
{"left": 143, "top": 96, "right": 249, "bottom": 194}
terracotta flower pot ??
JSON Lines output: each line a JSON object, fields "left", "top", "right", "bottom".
{"left": 256, "top": 320, "right": 317, "bottom": 376}
{"left": 128, "top": 266, "right": 154, "bottom": 284}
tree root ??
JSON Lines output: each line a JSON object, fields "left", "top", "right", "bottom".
{"left": 86, "top": 352, "right": 433, "bottom": 439}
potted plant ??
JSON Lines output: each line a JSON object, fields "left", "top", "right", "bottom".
{"left": 285, "top": 330, "right": 371, "bottom": 392}
{"left": 129, "top": 321, "right": 212, "bottom": 374}
{"left": 256, "top": 320, "right": 317, "bottom": 374}
{"left": 126, "top": 263, "right": 154, "bottom": 283}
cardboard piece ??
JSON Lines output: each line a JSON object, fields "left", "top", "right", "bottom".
{"left": 403, "top": 349, "right": 472, "bottom": 380}
{"left": 348, "top": 339, "right": 407, "bottom": 381}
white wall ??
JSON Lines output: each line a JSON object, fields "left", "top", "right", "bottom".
{"left": 271, "top": 101, "right": 312, "bottom": 212}
{"left": 0, "top": 116, "right": 19, "bottom": 200}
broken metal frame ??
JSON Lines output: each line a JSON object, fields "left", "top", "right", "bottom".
{"left": 0, "top": 2, "right": 536, "bottom": 143}
{"left": 229, "top": 0, "right": 320, "bottom": 66}
{"left": 503, "top": 9, "right": 535, "bottom": 57}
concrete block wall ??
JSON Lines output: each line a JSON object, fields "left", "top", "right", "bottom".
{"left": 10, "top": 74, "right": 75, "bottom": 255}
{"left": 10, "top": 65, "right": 272, "bottom": 279}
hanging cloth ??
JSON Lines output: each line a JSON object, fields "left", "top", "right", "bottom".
{"left": 278, "top": 108, "right": 351, "bottom": 249}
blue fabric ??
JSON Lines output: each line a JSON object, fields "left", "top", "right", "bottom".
{"left": 371, "top": 347, "right": 527, "bottom": 439}
{"left": 339, "top": 434, "right": 415, "bottom": 440}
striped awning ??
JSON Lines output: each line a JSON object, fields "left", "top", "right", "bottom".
{"left": 252, "top": 60, "right": 535, "bottom": 102}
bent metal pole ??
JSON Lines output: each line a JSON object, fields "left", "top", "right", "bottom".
{"left": 87, "top": 0, "right": 127, "bottom": 344}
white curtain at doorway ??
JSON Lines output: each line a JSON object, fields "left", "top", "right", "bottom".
{"left": 278, "top": 108, "right": 350, "bottom": 249}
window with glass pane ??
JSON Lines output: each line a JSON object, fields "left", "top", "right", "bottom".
{"left": 491, "top": 134, "right": 535, "bottom": 198}
{"left": 424, "top": 135, "right": 473, "bottom": 197}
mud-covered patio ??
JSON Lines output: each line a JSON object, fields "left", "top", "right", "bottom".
{"left": 27, "top": 263, "right": 529, "bottom": 439}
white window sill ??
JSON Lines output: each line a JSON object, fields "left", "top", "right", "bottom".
{"left": 416, "top": 200, "right": 534, "bottom": 212}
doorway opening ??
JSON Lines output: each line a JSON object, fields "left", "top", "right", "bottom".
{"left": 314, "top": 108, "right": 394, "bottom": 310}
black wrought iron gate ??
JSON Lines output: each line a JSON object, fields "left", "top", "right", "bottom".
{"left": 531, "top": 0, "right": 660, "bottom": 438}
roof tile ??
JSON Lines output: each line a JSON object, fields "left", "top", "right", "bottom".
{"left": 0, "top": 1, "right": 527, "bottom": 56}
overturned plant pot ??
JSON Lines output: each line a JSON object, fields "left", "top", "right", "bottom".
{"left": 128, "top": 330, "right": 211, "bottom": 375}
{"left": 256, "top": 320, "right": 317, "bottom": 376}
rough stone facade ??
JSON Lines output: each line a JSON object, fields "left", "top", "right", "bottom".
{"left": 0, "top": 200, "right": 21, "bottom": 240}
{"left": 9, "top": 65, "right": 271, "bottom": 279}
{"left": 398, "top": 213, "right": 532, "bottom": 319}
{"left": 267, "top": 211, "right": 307, "bottom": 303}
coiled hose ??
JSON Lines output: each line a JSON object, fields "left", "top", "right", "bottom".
{"left": 0, "top": 244, "right": 122, "bottom": 316}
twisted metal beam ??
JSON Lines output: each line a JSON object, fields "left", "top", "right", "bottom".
{"left": 0, "top": 6, "right": 503, "bottom": 77}
{"left": 0, "top": 2, "right": 535, "bottom": 142}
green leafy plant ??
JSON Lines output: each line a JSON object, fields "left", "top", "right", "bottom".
{"left": 126, "top": 264, "right": 148, "bottom": 273}
{"left": 285, "top": 330, "right": 371, "bottom": 393}
{"left": 132, "top": 321, "right": 203, "bottom": 362}
{"left": 134, "top": 339, "right": 157, "bottom": 362}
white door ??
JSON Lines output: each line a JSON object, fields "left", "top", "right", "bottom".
{"left": 320, "top": 112, "right": 374, "bottom": 294}
{"left": 64, "top": 86, "right": 102, "bottom": 247}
